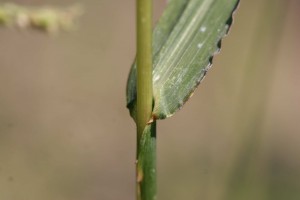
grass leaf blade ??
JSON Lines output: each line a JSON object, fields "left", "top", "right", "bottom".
{"left": 127, "top": 0, "right": 240, "bottom": 120}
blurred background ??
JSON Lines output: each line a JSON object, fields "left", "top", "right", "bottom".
{"left": 0, "top": 0, "right": 299, "bottom": 200}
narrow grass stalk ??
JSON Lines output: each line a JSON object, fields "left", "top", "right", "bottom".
{"left": 136, "top": 0, "right": 152, "bottom": 135}
{"left": 136, "top": 0, "right": 156, "bottom": 200}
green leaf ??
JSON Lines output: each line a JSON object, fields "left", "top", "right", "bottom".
{"left": 127, "top": 0, "right": 239, "bottom": 120}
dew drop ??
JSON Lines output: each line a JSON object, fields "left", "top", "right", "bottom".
{"left": 200, "top": 26, "right": 206, "bottom": 32}
{"left": 153, "top": 75, "right": 160, "bottom": 82}
{"left": 197, "top": 43, "right": 203, "bottom": 49}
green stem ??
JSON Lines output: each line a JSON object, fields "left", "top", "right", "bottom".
{"left": 136, "top": 0, "right": 156, "bottom": 200}
{"left": 137, "top": 123, "right": 157, "bottom": 200}
{"left": 136, "top": 0, "right": 153, "bottom": 134}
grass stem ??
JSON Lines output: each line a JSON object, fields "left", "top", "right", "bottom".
{"left": 136, "top": 0, "right": 156, "bottom": 200}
